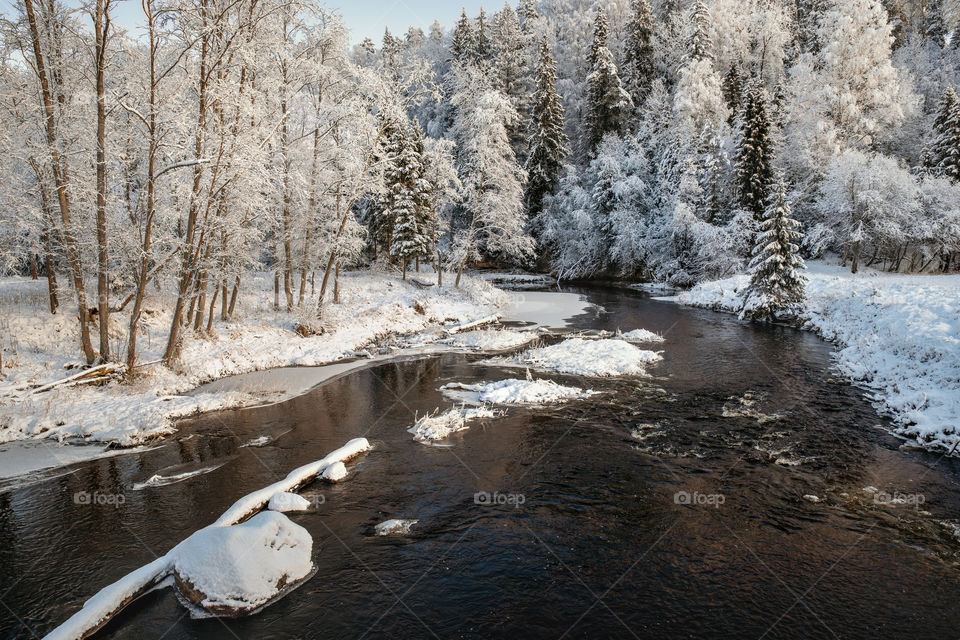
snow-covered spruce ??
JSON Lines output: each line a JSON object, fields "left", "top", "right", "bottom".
{"left": 408, "top": 406, "right": 500, "bottom": 442}
{"left": 44, "top": 438, "right": 370, "bottom": 640}
{"left": 675, "top": 263, "right": 960, "bottom": 450}
{"left": 739, "top": 176, "right": 807, "bottom": 322}
{"left": 441, "top": 378, "right": 598, "bottom": 406}
{"left": 498, "top": 338, "right": 662, "bottom": 377}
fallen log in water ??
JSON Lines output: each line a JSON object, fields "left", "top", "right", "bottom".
{"left": 43, "top": 437, "right": 371, "bottom": 640}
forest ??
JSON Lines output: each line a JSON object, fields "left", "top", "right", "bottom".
{"left": 1, "top": 0, "right": 959, "bottom": 369}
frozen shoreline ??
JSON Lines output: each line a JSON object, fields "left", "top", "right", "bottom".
{"left": 663, "top": 262, "right": 960, "bottom": 451}
{"left": 0, "top": 271, "right": 510, "bottom": 449}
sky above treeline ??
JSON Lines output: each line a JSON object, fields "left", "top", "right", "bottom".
{"left": 0, "top": 0, "right": 495, "bottom": 44}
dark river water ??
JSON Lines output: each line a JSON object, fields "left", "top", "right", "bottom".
{"left": 3, "top": 286, "right": 960, "bottom": 639}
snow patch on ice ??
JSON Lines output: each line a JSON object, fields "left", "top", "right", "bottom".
{"left": 441, "top": 328, "right": 537, "bottom": 352}
{"left": 132, "top": 463, "right": 227, "bottom": 490}
{"left": 618, "top": 328, "right": 665, "bottom": 344}
{"left": 441, "top": 378, "right": 598, "bottom": 406}
{"left": 408, "top": 406, "right": 501, "bottom": 442}
{"left": 499, "top": 338, "right": 662, "bottom": 377}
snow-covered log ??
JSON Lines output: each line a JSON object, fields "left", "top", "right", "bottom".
{"left": 42, "top": 438, "right": 370, "bottom": 640}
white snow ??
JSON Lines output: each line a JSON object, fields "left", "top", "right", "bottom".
{"left": 407, "top": 406, "right": 500, "bottom": 441}
{"left": 374, "top": 519, "right": 418, "bottom": 536}
{"left": 673, "top": 262, "right": 960, "bottom": 450}
{"left": 499, "top": 338, "right": 662, "bottom": 377}
{"left": 618, "top": 328, "right": 665, "bottom": 344}
{"left": 170, "top": 511, "right": 313, "bottom": 613}
{"left": 0, "top": 272, "right": 507, "bottom": 448}
{"left": 321, "top": 461, "right": 347, "bottom": 482}
{"left": 267, "top": 492, "right": 312, "bottom": 512}
{"left": 441, "top": 378, "right": 598, "bottom": 405}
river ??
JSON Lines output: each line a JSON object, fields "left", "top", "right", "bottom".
{"left": 2, "top": 286, "right": 960, "bottom": 639}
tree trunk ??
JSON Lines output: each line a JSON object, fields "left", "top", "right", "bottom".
{"left": 228, "top": 275, "right": 240, "bottom": 317}
{"left": 24, "top": 0, "right": 95, "bottom": 364}
{"left": 30, "top": 255, "right": 39, "bottom": 280}
{"left": 333, "top": 263, "right": 340, "bottom": 304}
{"left": 93, "top": 0, "right": 112, "bottom": 361}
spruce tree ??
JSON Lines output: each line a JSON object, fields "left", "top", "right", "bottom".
{"left": 925, "top": 0, "right": 948, "bottom": 48}
{"left": 926, "top": 87, "right": 960, "bottom": 182}
{"left": 475, "top": 8, "right": 493, "bottom": 63}
{"left": 518, "top": 0, "right": 538, "bottom": 33}
{"left": 741, "top": 176, "right": 807, "bottom": 322}
{"left": 385, "top": 123, "right": 431, "bottom": 278}
{"left": 736, "top": 84, "right": 774, "bottom": 223}
{"left": 623, "top": 0, "right": 655, "bottom": 105}
{"left": 689, "top": 0, "right": 712, "bottom": 62}
{"left": 722, "top": 65, "right": 744, "bottom": 122}
{"left": 495, "top": 4, "right": 530, "bottom": 160}
{"left": 452, "top": 9, "right": 476, "bottom": 64}
{"left": 587, "top": 9, "right": 632, "bottom": 150}
{"left": 526, "top": 38, "right": 569, "bottom": 217}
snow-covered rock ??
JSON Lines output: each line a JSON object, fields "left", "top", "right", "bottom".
{"left": 171, "top": 511, "right": 313, "bottom": 616}
{"left": 267, "top": 492, "right": 311, "bottom": 512}
{"left": 441, "top": 378, "right": 598, "bottom": 405}
{"left": 408, "top": 406, "right": 500, "bottom": 442}
{"left": 374, "top": 519, "right": 418, "bottom": 536}
{"left": 501, "top": 338, "right": 662, "bottom": 377}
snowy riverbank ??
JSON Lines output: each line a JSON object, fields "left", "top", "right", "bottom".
{"left": 667, "top": 262, "right": 960, "bottom": 451}
{"left": 0, "top": 271, "right": 509, "bottom": 447}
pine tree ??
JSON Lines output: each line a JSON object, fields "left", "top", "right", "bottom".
{"left": 741, "top": 176, "right": 807, "bottom": 322}
{"left": 587, "top": 9, "right": 632, "bottom": 150}
{"left": 925, "top": 0, "right": 948, "bottom": 48}
{"left": 689, "top": 0, "right": 712, "bottom": 62}
{"left": 926, "top": 87, "right": 960, "bottom": 182}
{"left": 623, "top": 0, "right": 655, "bottom": 105}
{"left": 736, "top": 84, "right": 774, "bottom": 223}
{"left": 452, "top": 9, "right": 476, "bottom": 64}
{"left": 526, "top": 38, "right": 569, "bottom": 217}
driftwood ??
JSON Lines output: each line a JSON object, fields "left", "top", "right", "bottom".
{"left": 444, "top": 314, "right": 501, "bottom": 335}
{"left": 27, "top": 363, "right": 125, "bottom": 395}
{"left": 409, "top": 278, "right": 435, "bottom": 289}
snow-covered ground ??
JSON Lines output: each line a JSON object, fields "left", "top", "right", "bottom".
{"left": 0, "top": 271, "right": 507, "bottom": 447}
{"left": 671, "top": 262, "right": 960, "bottom": 450}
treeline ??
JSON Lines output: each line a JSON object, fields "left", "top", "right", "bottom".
{"left": 2, "top": 0, "right": 960, "bottom": 366}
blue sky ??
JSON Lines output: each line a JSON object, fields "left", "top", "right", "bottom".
{"left": 0, "top": 0, "right": 497, "bottom": 45}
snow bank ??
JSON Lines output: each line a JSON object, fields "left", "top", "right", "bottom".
{"left": 441, "top": 378, "right": 598, "bottom": 405}
{"left": 675, "top": 262, "right": 960, "bottom": 449}
{"left": 44, "top": 438, "right": 369, "bottom": 639}
{"left": 0, "top": 271, "right": 508, "bottom": 447}
{"left": 171, "top": 511, "right": 313, "bottom": 616}
{"left": 618, "top": 328, "right": 665, "bottom": 344}
{"left": 407, "top": 406, "right": 500, "bottom": 442}
{"left": 501, "top": 338, "right": 662, "bottom": 377}
{"left": 267, "top": 492, "right": 311, "bottom": 512}
{"left": 374, "top": 519, "right": 418, "bottom": 536}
